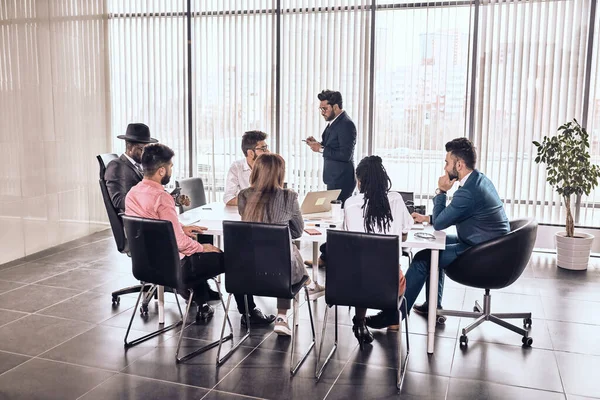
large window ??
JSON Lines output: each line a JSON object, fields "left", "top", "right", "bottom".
{"left": 108, "top": 0, "right": 600, "bottom": 227}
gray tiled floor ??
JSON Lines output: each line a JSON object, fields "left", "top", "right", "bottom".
{"left": 0, "top": 229, "right": 599, "bottom": 399}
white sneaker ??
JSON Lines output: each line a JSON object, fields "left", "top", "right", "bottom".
{"left": 274, "top": 317, "right": 292, "bottom": 336}
{"left": 307, "top": 282, "right": 326, "bottom": 301}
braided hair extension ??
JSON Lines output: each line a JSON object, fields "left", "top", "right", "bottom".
{"left": 355, "top": 155, "right": 394, "bottom": 233}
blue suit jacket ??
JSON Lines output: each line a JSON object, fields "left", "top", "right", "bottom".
{"left": 321, "top": 111, "right": 357, "bottom": 187}
{"left": 432, "top": 169, "right": 509, "bottom": 247}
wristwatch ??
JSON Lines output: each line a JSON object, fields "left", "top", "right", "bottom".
{"left": 435, "top": 188, "right": 446, "bottom": 196}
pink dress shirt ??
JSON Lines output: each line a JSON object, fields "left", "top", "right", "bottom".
{"left": 125, "top": 179, "right": 204, "bottom": 259}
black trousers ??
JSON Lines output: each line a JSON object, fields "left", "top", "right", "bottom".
{"left": 181, "top": 252, "right": 257, "bottom": 313}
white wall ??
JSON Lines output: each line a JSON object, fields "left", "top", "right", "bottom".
{"left": 0, "top": 0, "right": 111, "bottom": 265}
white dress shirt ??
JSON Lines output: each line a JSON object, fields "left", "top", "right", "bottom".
{"left": 223, "top": 159, "right": 252, "bottom": 204}
{"left": 343, "top": 191, "right": 414, "bottom": 235}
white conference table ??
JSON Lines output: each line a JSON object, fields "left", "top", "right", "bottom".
{"left": 174, "top": 201, "right": 446, "bottom": 354}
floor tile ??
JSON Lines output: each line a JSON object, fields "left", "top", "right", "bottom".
{"left": 326, "top": 367, "right": 449, "bottom": 400}
{"left": 202, "top": 390, "right": 268, "bottom": 399}
{"left": 547, "top": 320, "right": 600, "bottom": 356}
{"left": 123, "top": 336, "right": 253, "bottom": 389}
{"left": 0, "top": 314, "right": 93, "bottom": 356}
{"left": 87, "top": 253, "right": 132, "bottom": 273}
{"left": 215, "top": 348, "right": 338, "bottom": 400}
{"left": 36, "top": 268, "right": 126, "bottom": 290}
{"left": 450, "top": 341, "right": 563, "bottom": 392}
{"left": 38, "top": 290, "right": 137, "bottom": 324}
{"left": 79, "top": 373, "right": 209, "bottom": 399}
{"left": 0, "top": 263, "right": 74, "bottom": 284}
{"left": 40, "top": 325, "right": 170, "bottom": 371}
{"left": 0, "top": 350, "right": 30, "bottom": 374}
{"left": 0, "top": 358, "right": 114, "bottom": 400}
{"left": 0, "top": 280, "right": 24, "bottom": 294}
{"left": 541, "top": 296, "right": 600, "bottom": 325}
{"left": 0, "top": 284, "right": 82, "bottom": 313}
{"left": 0, "top": 309, "right": 28, "bottom": 327}
{"left": 351, "top": 332, "right": 457, "bottom": 377}
{"left": 447, "top": 377, "right": 566, "bottom": 399}
{"left": 101, "top": 300, "right": 184, "bottom": 333}
{"left": 555, "top": 351, "right": 600, "bottom": 398}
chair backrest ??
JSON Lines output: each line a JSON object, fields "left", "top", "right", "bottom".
{"left": 445, "top": 218, "right": 538, "bottom": 289}
{"left": 122, "top": 215, "right": 182, "bottom": 289}
{"left": 97, "top": 154, "right": 128, "bottom": 253}
{"left": 326, "top": 230, "right": 400, "bottom": 310}
{"left": 176, "top": 177, "right": 207, "bottom": 213}
{"left": 397, "top": 191, "right": 414, "bottom": 214}
{"left": 223, "top": 221, "right": 294, "bottom": 299}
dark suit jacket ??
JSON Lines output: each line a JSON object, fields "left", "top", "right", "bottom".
{"left": 432, "top": 169, "right": 510, "bottom": 247}
{"left": 320, "top": 111, "right": 357, "bottom": 189}
{"left": 104, "top": 154, "right": 143, "bottom": 212}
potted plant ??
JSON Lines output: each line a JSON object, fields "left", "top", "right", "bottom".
{"left": 533, "top": 118, "right": 600, "bottom": 270}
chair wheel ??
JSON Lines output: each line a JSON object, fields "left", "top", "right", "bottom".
{"left": 460, "top": 335, "right": 468, "bottom": 346}
{"left": 112, "top": 296, "right": 120, "bottom": 305}
{"left": 523, "top": 317, "right": 532, "bottom": 329}
{"left": 522, "top": 336, "right": 533, "bottom": 347}
{"left": 436, "top": 315, "right": 446, "bottom": 325}
{"left": 139, "top": 305, "right": 148, "bottom": 316}
{"left": 473, "top": 306, "right": 479, "bottom": 312}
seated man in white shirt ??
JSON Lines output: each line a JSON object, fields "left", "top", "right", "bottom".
{"left": 223, "top": 131, "right": 270, "bottom": 206}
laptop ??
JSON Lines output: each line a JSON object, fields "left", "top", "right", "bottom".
{"left": 300, "top": 189, "right": 342, "bottom": 214}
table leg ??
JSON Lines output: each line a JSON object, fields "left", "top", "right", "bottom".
{"left": 427, "top": 250, "right": 439, "bottom": 354}
{"left": 312, "top": 242, "right": 319, "bottom": 285}
{"left": 158, "top": 285, "right": 165, "bottom": 324}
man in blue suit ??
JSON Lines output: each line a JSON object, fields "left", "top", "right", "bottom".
{"left": 366, "top": 137, "right": 510, "bottom": 328}
{"left": 306, "top": 90, "right": 357, "bottom": 204}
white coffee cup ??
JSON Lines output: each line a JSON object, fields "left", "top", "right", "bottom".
{"left": 330, "top": 200, "right": 343, "bottom": 220}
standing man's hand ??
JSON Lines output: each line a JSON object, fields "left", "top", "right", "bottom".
{"left": 437, "top": 173, "right": 457, "bottom": 193}
{"left": 305, "top": 137, "right": 322, "bottom": 153}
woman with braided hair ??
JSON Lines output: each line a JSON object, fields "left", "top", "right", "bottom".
{"left": 343, "top": 155, "right": 413, "bottom": 348}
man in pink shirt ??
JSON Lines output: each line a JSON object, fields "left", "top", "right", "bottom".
{"left": 125, "top": 143, "right": 275, "bottom": 326}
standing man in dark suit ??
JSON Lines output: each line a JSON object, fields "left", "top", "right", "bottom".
{"left": 104, "top": 123, "right": 158, "bottom": 213}
{"left": 306, "top": 89, "right": 357, "bottom": 204}
{"left": 304, "top": 90, "right": 357, "bottom": 268}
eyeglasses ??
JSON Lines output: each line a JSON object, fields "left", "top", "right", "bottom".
{"left": 254, "top": 145, "right": 269, "bottom": 152}
{"left": 318, "top": 106, "right": 331, "bottom": 112}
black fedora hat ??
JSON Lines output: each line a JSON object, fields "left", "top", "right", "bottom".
{"left": 117, "top": 123, "right": 158, "bottom": 144}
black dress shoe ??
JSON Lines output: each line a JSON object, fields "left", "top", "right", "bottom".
{"left": 365, "top": 309, "right": 399, "bottom": 330}
{"left": 412, "top": 302, "right": 442, "bottom": 316}
{"left": 352, "top": 316, "right": 374, "bottom": 350}
{"left": 196, "top": 304, "right": 214, "bottom": 322}
{"left": 241, "top": 308, "right": 276, "bottom": 327}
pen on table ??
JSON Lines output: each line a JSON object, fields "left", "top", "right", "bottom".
{"left": 307, "top": 223, "right": 337, "bottom": 228}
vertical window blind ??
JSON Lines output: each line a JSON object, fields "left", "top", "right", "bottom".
{"left": 473, "top": 0, "right": 590, "bottom": 224}
{"left": 106, "top": 0, "right": 600, "bottom": 227}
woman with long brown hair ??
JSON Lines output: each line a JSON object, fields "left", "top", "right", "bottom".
{"left": 238, "top": 153, "right": 323, "bottom": 336}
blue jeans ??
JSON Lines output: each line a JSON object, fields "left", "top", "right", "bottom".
{"left": 404, "top": 235, "right": 469, "bottom": 314}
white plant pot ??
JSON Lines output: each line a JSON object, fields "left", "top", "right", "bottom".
{"left": 555, "top": 232, "right": 594, "bottom": 270}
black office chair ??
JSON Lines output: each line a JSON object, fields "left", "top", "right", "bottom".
{"left": 97, "top": 154, "right": 166, "bottom": 312}
{"left": 122, "top": 216, "right": 233, "bottom": 361}
{"left": 316, "top": 230, "right": 409, "bottom": 390}
{"left": 438, "top": 218, "right": 538, "bottom": 347}
{"left": 175, "top": 177, "right": 207, "bottom": 213}
{"left": 217, "top": 221, "right": 316, "bottom": 375}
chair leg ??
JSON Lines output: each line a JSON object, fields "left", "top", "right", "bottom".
{"left": 461, "top": 314, "right": 487, "bottom": 336}
{"left": 124, "top": 282, "right": 183, "bottom": 348}
{"left": 217, "top": 294, "right": 250, "bottom": 365}
{"left": 290, "top": 287, "right": 316, "bottom": 375}
{"left": 488, "top": 315, "right": 530, "bottom": 337}
{"left": 174, "top": 288, "right": 232, "bottom": 363}
{"left": 397, "top": 296, "right": 410, "bottom": 390}
{"left": 315, "top": 305, "right": 337, "bottom": 380}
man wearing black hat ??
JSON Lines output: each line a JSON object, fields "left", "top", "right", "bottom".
{"left": 105, "top": 123, "right": 158, "bottom": 213}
